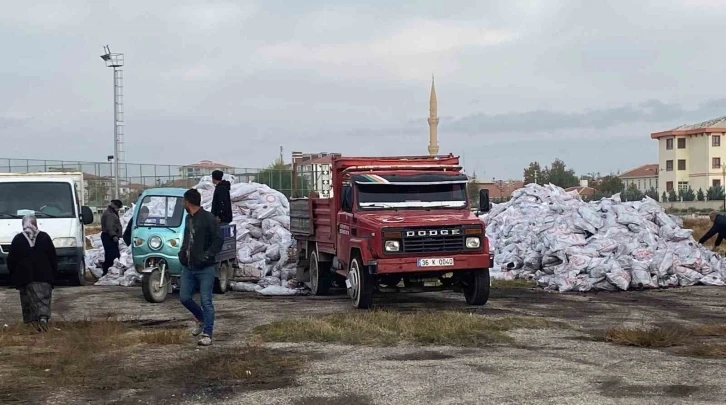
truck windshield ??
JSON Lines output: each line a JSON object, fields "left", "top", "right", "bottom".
{"left": 137, "top": 196, "right": 185, "bottom": 227}
{"left": 0, "top": 182, "right": 75, "bottom": 218}
{"left": 357, "top": 183, "right": 467, "bottom": 209}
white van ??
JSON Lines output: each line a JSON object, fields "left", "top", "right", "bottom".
{"left": 0, "top": 172, "right": 94, "bottom": 285}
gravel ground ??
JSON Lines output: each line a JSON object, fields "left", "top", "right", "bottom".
{"left": 1, "top": 285, "right": 725, "bottom": 405}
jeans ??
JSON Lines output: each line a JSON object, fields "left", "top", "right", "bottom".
{"left": 179, "top": 265, "right": 215, "bottom": 336}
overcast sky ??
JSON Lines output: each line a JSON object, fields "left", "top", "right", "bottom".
{"left": 2, "top": 0, "right": 726, "bottom": 180}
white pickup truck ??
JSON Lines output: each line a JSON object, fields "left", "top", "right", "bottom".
{"left": 0, "top": 172, "right": 94, "bottom": 285}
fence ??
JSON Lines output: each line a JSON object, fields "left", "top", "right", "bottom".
{"left": 0, "top": 158, "right": 324, "bottom": 207}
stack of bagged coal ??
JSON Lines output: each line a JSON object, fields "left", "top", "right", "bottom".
{"left": 87, "top": 206, "right": 142, "bottom": 286}
{"left": 481, "top": 183, "right": 726, "bottom": 292}
{"left": 194, "top": 175, "right": 301, "bottom": 295}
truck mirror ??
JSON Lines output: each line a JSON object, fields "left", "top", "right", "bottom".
{"left": 81, "top": 206, "right": 94, "bottom": 225}
{"left": 478, "top": 189, "right": 490, "bottom": 213}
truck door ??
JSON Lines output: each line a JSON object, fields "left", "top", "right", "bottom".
{"left": 336, "top": 183, "right": 354, "bottom": 268}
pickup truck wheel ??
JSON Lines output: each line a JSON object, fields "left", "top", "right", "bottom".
{"left": 70, "top": 260, "right": 86, "bottom": 286}
{"left": 309, "top": 251, "right": 331, "bottom": 295}
{"left": 348, "top": 257, "right": 373, "bottom": 309}
{"left": 142, "top": 269, "right": 168, "bottom": 303}
{"left": 463, "top": 269, "right": 490, "bottom": 306}
{"left": 213, "top": 263, "right": 232, "bottom": 294}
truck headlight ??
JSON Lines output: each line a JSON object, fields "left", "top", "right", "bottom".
{"left": 53, "top": 238, "right": 77, "bottom": 248}
{"left": 465, "top": 237, "right": 481, "bottom": 249}
{"left": 148, "top": 236, "right": 163, "bottom": 250}
{"left": 384, "top": 240, "right": 400, "bottom": 252}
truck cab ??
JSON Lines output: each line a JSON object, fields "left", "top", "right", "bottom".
{"left": 291, "top": 155, "right": 491, "bottom": 308}
{"left": 0, "top": 173, "right": 94, "bottom": 285}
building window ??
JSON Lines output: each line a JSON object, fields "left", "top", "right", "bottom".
{"left": 714, "top": 135, "right": 721, "bottom": 147}
{"left": 666, "top": 160, "right": 673, "bottom": 171}
{"left": 714, "top": 157, "right": 722, "bottom": 169}
{"left": 678, "top": 181, "right": 689, "bottom": 192}
{"left": 677, "top": 138, "right": 686, "bottom": 149}
{"left": 666, "top": 181, "right": 673, "bottom": 192}
{"left": 678, "top": 159, "right": 686, "bottom": 170}
{"left": 666, "top": 138, "right": 673, "bottom": 150}
{"left": 713, "top": 179, "right": 721, "bottom": 188}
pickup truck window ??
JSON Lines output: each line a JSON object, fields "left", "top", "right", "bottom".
{"left": 0, "top": 182, "right": 75, "bottom": 218}
{"left": 137, "top": 196, "right": 185, "bottom": 227}
{"left": 357, "top": 183, "right": 467, "bottom": 209}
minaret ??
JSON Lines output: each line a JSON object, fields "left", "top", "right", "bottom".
{"left": 427, "top": 75, "right": 440, "bottom": 156}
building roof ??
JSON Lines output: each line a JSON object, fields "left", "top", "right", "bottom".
{"left": 651, "top": 115, "right": 726, "bottom": 139}
{"left": 182, "top": 160, "right": 233, "bottom": 169}
{"left": 565, "top": 186, "right": 596, "bottom": 197}
{"left": 619, "top": 164, "right": 659, "bottom": 179}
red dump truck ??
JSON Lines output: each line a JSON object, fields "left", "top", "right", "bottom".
{"left": 290, "top": 154, "right": 492, "bottom": 308}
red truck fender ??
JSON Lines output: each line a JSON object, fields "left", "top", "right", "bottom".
{"left": 347, "top": 237, "right": 375, "bottom": 267}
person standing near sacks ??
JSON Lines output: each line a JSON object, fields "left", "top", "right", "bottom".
{"left": 7, "top": 215, "right": 58, "bottom": 332}
{"left": 699, "top": 211, "right": 726, "bottom": 248}
{"left": 211, "top": 170, "right": 232, "bottom": 225}
{"left": 101, "top": 199, "right": 123, "bottom": 276}
{"left": 178, "top": 189, "right": 223, "bottom": 346}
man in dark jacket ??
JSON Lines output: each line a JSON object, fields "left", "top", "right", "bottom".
{"left": 699, "top": 211, "right": 726, "bottom": 247}
{"left": 178, "top": 189, "right": 223, "bottom": 347}
{"left": 122, "top": 206, "right": 149, "bottom": 247}
{"left": 100, "top": 200, "right": 123, "bottom": 276}
{"left": 211, "top": 170, "right": 233, "bottom": 224}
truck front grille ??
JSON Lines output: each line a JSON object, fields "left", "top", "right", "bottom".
{"left": 401, "top": 228, "right": 465, "bottom": 254}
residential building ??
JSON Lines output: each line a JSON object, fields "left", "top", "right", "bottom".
{"left": 652, "top": 116, "right": 726, "bottom": 194}
{"left": 292, "top": 152, "right": 342, "bottom": 198}
{"left": 619, "top": 164, "right": 658, "bottom": 193}
{"left": 475, "top": 179, "right": 524, "bottom": 201}
{"left": 180, "top": 160, "right": 233, "bottom": 180}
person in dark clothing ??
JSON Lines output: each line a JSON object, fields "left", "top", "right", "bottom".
{"left": 122, "top": 206, "right": 150, "bottom": 247}
{"left": 211, "top": 170, "right": 233, "bottom": 224}
{"left": 699, "top": 211, "right": 726, "bottom": 247}
{"left": 7, "top": 215, "right": 58, "bottom": 332}
{"left": 178, "top": 188, "right": 223, "bottom": 347}
{"left": 100, "top": 200, "right": 123, "bottom": 276}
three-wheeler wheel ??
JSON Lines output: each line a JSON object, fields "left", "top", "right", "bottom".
{"left": 213, "top": 262, "right": 234, "bottom": 294}
{"left": 142, "top": 268, "right": 169, "bottom": 303}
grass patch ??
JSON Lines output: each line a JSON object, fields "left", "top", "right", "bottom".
{"left": 491, "top": 279, "right": 536, "bottom": 289}
{"left": 137, "top": 328, "right": 187, "bottom": 345}
{"left": 682, "top": 343, "right": 726, "bottom": 358}
{"left": 254, "top": 310, "right": 553, "bottom": 347}
{"left": 693, "top": 323, "right": 726, "bottom": 337}
{"left": 605, "top": 324, "right": 690, "bottom": 348}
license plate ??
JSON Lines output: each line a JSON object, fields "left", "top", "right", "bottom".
{"left": 417, "top": 258, "right": 454, "bottom": 267}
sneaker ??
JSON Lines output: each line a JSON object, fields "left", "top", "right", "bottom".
{"left": 198, "top": 334, "right": 212, "bottom": 346}
{"left": 39, "top": 319, "right": 49, "bottom": 333}
{"left": 191, "top": 322, "right": 203, "bottom": 337}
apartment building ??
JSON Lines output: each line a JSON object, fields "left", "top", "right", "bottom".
{"left": 651, "top": 116, "right": 726, "bottom": 193}
{"left": 619, "top": 164, "right": 658, "bottom": 193}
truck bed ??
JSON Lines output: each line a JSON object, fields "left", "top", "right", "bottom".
{"left": 290, "top": 198, "right": 335, "bottom": 253}
{"left": 216, "top": 224, "right": 237, "bottom": 262}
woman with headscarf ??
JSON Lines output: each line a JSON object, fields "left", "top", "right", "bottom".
{"left": 7, "top": 215, "right": 58, "bottom": 332}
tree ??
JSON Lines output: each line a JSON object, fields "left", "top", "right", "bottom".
{"left": 87, "top": 180, "right": 110, "bottom": 206}
{"left": 697, "top": 188, "right": 705, "bottom": 202}
{"left": 540, "top": 158, "right": 579, "bottom": 188}
{"left": 680, "top": 187, "right": 696, "bottom": 202}
{"left": 256, "top": 159, "right": 312, "bottom": 198}
{"left": 596, "top": 175, "right": 624, "bottom": 197}
{"left": 707, "top": 186, "right": 725, "bottom": 201}
{"left": 621, "top": 183, "right": 644, "bottom": 202}
{"left": 468, "top": 172, "right": 480, "bottom": 206}
{"left": 668, "top": 190, "right": 678, "bottom": 202}
{"left": 661, "top": 191, "right": 668, "bottom": 203}
{"left": 523, "top": 162, "right": 542, "bottom": 185}
{"left": 645, "top": 188, "right": 659, "bottom": 201}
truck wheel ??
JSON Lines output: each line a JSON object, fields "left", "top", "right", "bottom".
{"left": 142, "top": 269, "right": 168, "bottom": 303}
{"left": 213, "top": 262, "right": 232, "bottom": 294}
{"left": 348, "top": 256, "right": 373, "bottom": 309}
{"left": 70, "top": 261, "right": 86, "bottom": 286}
{"left": 309, "top": 251, "right": 331, "bottom": 295}
{"left": 463, "top": 269, "right": 490, "bottom": 306}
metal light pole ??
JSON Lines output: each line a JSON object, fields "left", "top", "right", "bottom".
{"left": 100, "top": 45, "right": 124, "bottom": 200}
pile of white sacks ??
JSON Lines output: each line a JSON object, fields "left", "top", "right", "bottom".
{"left": 483, "top": 183, "right": 726, "bottom": 292}
{"left": 86, "top": 174, "right": 302, "bottom": 295}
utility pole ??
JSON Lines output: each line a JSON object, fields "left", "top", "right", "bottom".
{"left": 100, "top": 45, "right": 125, "bottom": 200}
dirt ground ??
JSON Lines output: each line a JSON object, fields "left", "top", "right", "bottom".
{"left": 1, "top": 284, "right": 725, "bottom": 405}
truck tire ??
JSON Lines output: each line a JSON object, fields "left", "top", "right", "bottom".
{"left": 349, "top": 256, "right": 373, "bottom": 309}
{"left": 309, "top": 251, "right": 332, "bottom": 295}
{"left": 213, "top": 262, "right": 232, "bottom": 294}
{"left": 70, "top": 260, "right": 86, "bottom": 286}
{"left": 463, "top": 269, "right": 490, "bottom": 306}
